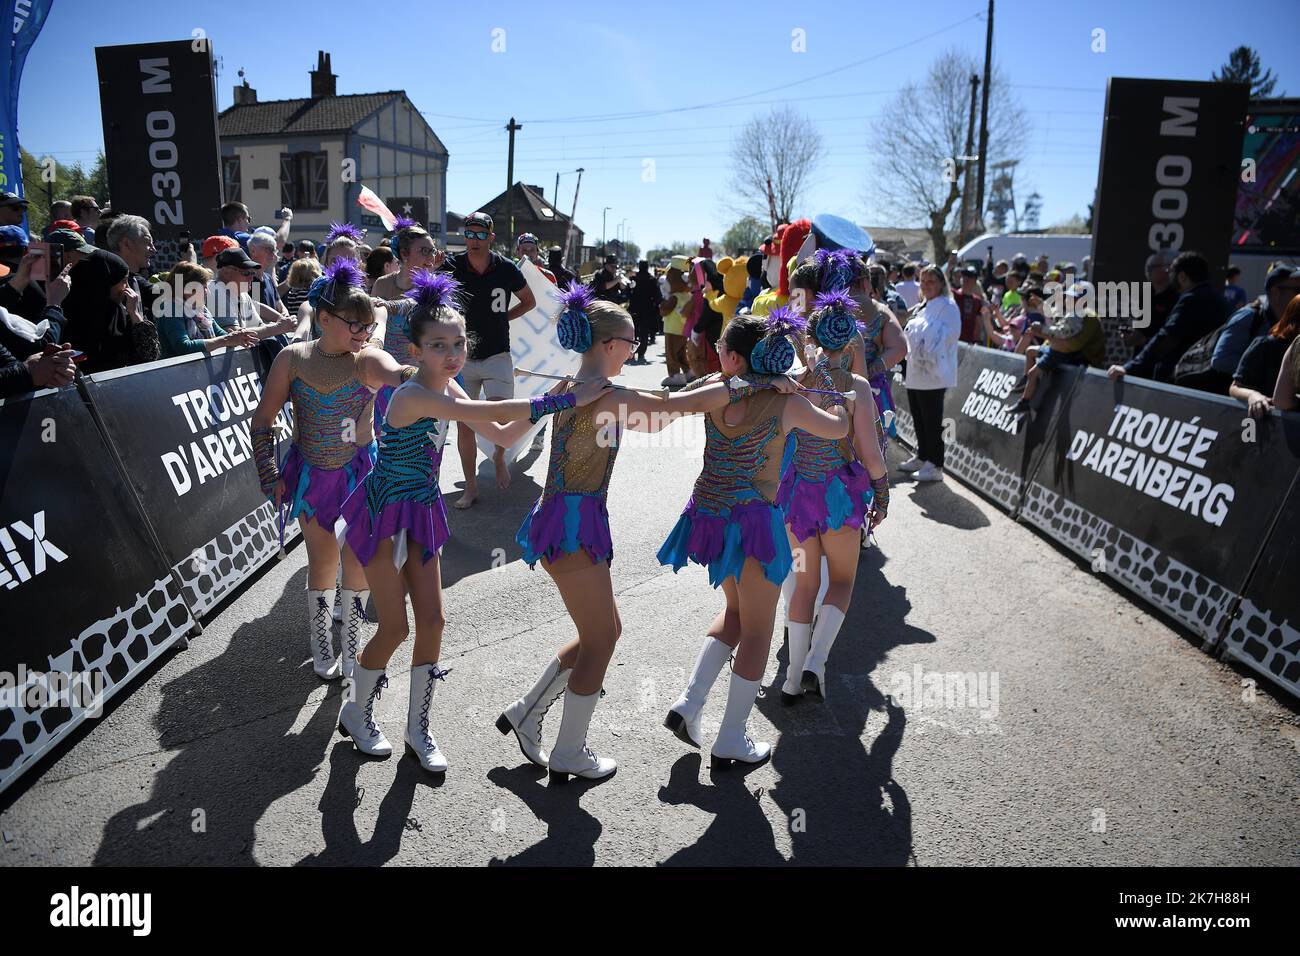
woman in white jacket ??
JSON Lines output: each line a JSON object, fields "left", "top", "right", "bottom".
{"left": 901, "top": 266, "right": 961, "bottom": 481}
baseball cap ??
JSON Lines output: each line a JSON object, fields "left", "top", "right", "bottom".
{"left": 463, "top": 211, "right": 493, "bottom": 231}
{"left": 960, "top": 265, "right": 979, "bottom": 277}
{"left": 49, "top": 218, "right": 82, "bottom": 234}
{"left": 0, "top": 191, "right": 29, "bottom": 209}
{"left": 47, "top": 228, "right": 96, "bottom": 255}
{"left": 1064, "top": 280, "right": 1093, "bottom": 299}
{"left": 515, "top": 232, "right": 539, "bottom": 247}
{"left": 1264, "top": 264, "right": 1296, "bottom": 291}
{"left": 202, "top": 235, "right": 240, "bottom": 260}
{"left": 215, "top": 248, "right": 260, "bottom": 271}
{"left": 0, "top": 224, "right": 30, "bottom": 248}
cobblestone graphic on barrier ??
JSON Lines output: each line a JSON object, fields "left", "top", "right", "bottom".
{"left": 1221, "top": 599, "right": 1300, "bottom": 700}
{"left": 175, "top": 501, "right": 301, "bottom": 617}
{"left": 0, "top": 575, "right": 194, "bottom": 793}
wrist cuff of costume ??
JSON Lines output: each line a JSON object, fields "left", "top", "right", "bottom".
{"left": 871, "top": 475, "right": 890, "bottom": 510}
{"left": 866, "top": 358, "right": 886, "bottom": 378}
{"left": 529, "top": 390, "right": 577, "bottom": 423}
{"left": 728, "top": 382, "right": 761, "bottom": 404}
{"left": 400, "top": 366, "right": 419, "bottom": 382}
{"left": 251, "top": 426, "right": 279, "bottom": 494}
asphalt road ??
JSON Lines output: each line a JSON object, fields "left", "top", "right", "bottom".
{"left": 3, "top": 342, "right": 1297, "bottom": 867}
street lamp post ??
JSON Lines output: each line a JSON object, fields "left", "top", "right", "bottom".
{"left": 602, "top": 207, "right": 611, "bottom": 256}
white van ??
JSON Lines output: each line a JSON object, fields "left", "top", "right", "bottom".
{"left": 955, "top": 233, "right": 1092, "bottom": 269}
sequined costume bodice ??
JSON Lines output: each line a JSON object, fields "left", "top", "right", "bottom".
{"left": 378, "top": 297, "right": 416, "bottom": 365}
{"left": 287, "top": 341, "right": 377, "bottom": 469}
{"left": 791, "top": 360, "right": 855, "bottom": 480}
{"left": 542, "top": 384, "right": 621, "bottom": 499}
{"left": 365, "top": 382, "right": 449, "bottom": 512}
{"left": 692, "top": 373, "right": 789, "bottom": 510}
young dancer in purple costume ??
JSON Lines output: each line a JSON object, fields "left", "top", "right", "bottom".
{"left": 250, "top": 259, "right": 415, "bottom": 683}
{"left": 332, "top": 273, "right": 610, "bottom": 771}
{"left": 659, "top": 308, "right": 853, "bottom": 770}
{"left": 776, "top": 289, "right": 890, "bottom": 704}
{"left": 495, "top": 285, "right": 749, "bottom": 783}
{"left": 370, "top": 217, "right": 441, "bottom": 428}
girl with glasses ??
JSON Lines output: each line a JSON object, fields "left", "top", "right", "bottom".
{"left": 495, "top": 285, "right": 745, "bottom": 783}
{"left": 249, "top": 258, "right": 414, "bottom": 686}
{"left": 334, "top": 274, "right": 610, "bottom": 771}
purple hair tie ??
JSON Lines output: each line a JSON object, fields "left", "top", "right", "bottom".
{"left": 405, "top": 270, "right": 462, "bottom": 313}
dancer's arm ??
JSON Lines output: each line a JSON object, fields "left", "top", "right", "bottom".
{"left": 850, "top": 374, "right": 887, "bottom": 481}
{"left": 250, "top": 347, "right": 294, "bottom": 506}
{"left": 783, "top": 392, "right": 849, "bottom": 440}
{"left": 358, "top": 346, "right": 418, "bottom": 390}
{"left": 606, "top": 380, "right": 731, "bottom": 433}
{"left": 881, "top": 316, "right": 908, "bottom": 370}
{"left": 454, "top": 378, "right": 565, "bottom": 446}
{"left": 396, "top": 375, "right": 610, "bottom": 426}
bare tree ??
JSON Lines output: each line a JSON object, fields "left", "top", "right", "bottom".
{"left": 726, "top": 106, "right": 825, "bottom": 227}
{"left": 867, "top": 49, "right": 1024, "bottom": 262}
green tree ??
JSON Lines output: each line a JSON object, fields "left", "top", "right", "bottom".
{"left": 1213, "top": 46, "right": 1281, "bottom": 98}
{"left": 721, "top": 216, "right": 766, "bottom": 255}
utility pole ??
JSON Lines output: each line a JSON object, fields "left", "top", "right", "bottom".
{"left": 562, "top": 167, "right": 583, "bottom": 267}
{"left": 602, "top": 206, "right": 611, "bottom": 256}
{"left": 975, "top": 0, "right": 994, "bottom": 235}
{"left": 503, "top": 117, "right": 522, "bottom": 244}
{"left": 766, "top": 176, "right": 778, "bottom": 232}
{"left": 960, "top": 74, "right": 980, "bottom": 244}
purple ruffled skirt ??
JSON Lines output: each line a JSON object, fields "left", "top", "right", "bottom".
{"left": 516, "top": 492, "right": 614, "bottom": 567}
{"left": 340, "top": 488, "right": 451, "bottom": 568}
{"left": 657, "top": 496, "right": 792, "bottom": 588}
{"left": 776, "top": 459, "right": 875, "bottom": 543}
{"left": 280, "top": 442, "right": 377, "bottom": 532}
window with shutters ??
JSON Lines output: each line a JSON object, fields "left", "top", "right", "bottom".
{"left": 279, "top": 150, "right": 329, "bottom": 210}
{"left": 222, "top": 156, "right": 241, "bottom": 203}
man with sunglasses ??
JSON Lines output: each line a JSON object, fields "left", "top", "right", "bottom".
{"left": 208, "top": 248, "right": 298, "bottom": 355}
{"left": 436, "top": 211, "right": 536, "bottom": 507}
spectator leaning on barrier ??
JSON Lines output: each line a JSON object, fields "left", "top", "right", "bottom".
{"left": 1108, "top": 251, "right": 1227, "bottom": 386}
{"left": 1009, "top": 282, "right": 1105, "bottom": 414}
{"left": 1231, "top": 293, "right": 1300, "bottom": 419}
{"left": 0, "top": 261, "right": 74, "bottom": 396}
{"left": 155, "top": 261, "right": 260, "bottom": 359}
{"left": 1210, "top": 265, "right": 1300, "bottom": 380}
{"left": 209, "top": 248, "right": 297, "bottom": 339}
{"left": 1124, "top": 251, "right": 1179, "bottom": 351}
{"left": 62, "top": 249, "right": 159, "bottom": 373}
{"left": 901, "top": 264, "right": 961, "bottom": 482}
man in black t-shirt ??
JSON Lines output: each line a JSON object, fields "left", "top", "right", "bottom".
{"left": 436, "top": 211, "right": 535, "bottom": 507}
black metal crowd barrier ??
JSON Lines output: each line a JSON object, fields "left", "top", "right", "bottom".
{"left": 894, "top": 343, "right": 1300, "bottom": 701}
{"left": 0, "top": 347, "right": 297, "bottom": 794}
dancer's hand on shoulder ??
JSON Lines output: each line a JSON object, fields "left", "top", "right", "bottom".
{"left": 574, "top": 376, "right": 612, "bottom": 406}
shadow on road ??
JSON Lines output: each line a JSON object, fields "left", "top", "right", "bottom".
{"left": 906, "top": 480, "right": 991, "bottom": 531}
{"left": 656, "top": 753, "right": 784, "bottom": 866}
{"left": 757, "top": 542, "right": 931, "bottom": 865}
{"left": 440, "top": 444, "right": 544, "bottom": 589}
{"left": 484, "top": 763, "right": 604, "bottom": 866}
{"left": 93, "top": 567, "right": 348, "bottom": 865}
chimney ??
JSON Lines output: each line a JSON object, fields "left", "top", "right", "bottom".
{"left": 233, "top": 76, "right": 257, "bottom": 106}
{"left": 309, "top": 51, "right": 336, "bottom": 99}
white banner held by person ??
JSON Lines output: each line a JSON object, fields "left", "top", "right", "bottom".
{"left": 476, "top": 258, "right": 577, "bottom": 463}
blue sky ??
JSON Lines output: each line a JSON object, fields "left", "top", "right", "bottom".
{"left": 16, "top": 0, "right": 1299, "bottom": 249}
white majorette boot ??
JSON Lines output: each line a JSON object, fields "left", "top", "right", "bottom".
{"left": 802, "top": 604, "right": 847, "bottom": 702}
{"left": 338, "top": 588, "right": 371, "bottom": 680}
{"left": 337, "top": 664, "right": 393, "bottom": 757}
{"left": 547, "top": 688, "right": 616, "bottom": 784}
{"left": 405, "top": 663, "right": 450, "bottom": 773}
{"left": 710, "top": 672, "right": 772, "bottom": 771}
{"left": 496, "top": 656, "right": 571, "bottom": 767}
{"left": 781, "top": 620, "right": 813, "bottom": 705}
{"left": 664, "top": 636, "right": 732, "bottom": 749}
{"left": 308, "top": 588, "right": 341, "bottom": 680}
{"left": 780, "top": 572, "right": 797, "bottom": 631}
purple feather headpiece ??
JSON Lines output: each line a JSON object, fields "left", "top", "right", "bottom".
{"left": 391, "top": 216, "right": 420, "bottom": 233}
{"left": 556, "top": 282, "right": 596, "bottom": 352}
{"left": 765, "top": 305, "right": 809, "bottom": 337}
{"left": 326, "top": 221, "right": 365, "bottom": 244}
{"left": 404, "top": 269, "right": 462, "bottom": 313}
{"left": 309, "top": 256, "right": 366, "bottom": 309}
{"left": 814, "top": 248, "right": 859, "bottom": 292}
